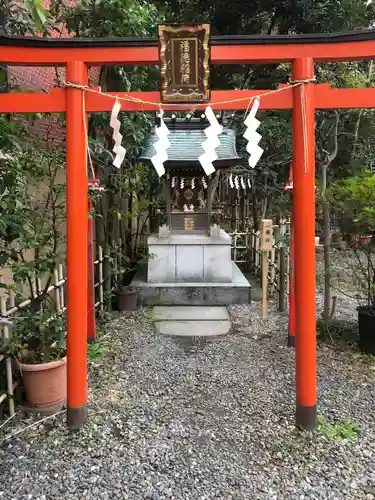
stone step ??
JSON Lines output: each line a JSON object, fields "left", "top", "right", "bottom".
{"left": 152, "top": 306, "right": 229, "bottom": 322}
{"left": 152, "top": 305, "right": 231, "bottom": 337}
{"left": 154, "top": 320, "right": 231, "bottom": 337}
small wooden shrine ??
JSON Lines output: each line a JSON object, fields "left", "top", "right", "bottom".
{"left": 134, "top": 26, "right": 250, "bottom": 306}
{"left": 140, "top": 117, "right": 243, "bottom": 235}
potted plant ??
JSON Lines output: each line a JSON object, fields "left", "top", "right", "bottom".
{"left": 329, "top": 171, "right": 375, "bottom": 354}
{"left": 116, "top": 285, "right": 138, "bottom": 311}
{"left": 0, "top": 303, "right": 67, "bottom": 408}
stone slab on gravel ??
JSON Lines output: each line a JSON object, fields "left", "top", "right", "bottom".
{"left": 154, "top": 319, "right": 231, "bottom": 336}
{"left": 152, "top": 305, "right": 229, "bottom": 321}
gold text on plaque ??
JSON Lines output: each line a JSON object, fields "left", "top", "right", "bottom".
{"left": 184, "top": 217, "right": 195, "bottom": 230}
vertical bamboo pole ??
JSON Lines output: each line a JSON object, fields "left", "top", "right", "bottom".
{"left": 262, "top": 251, "right": 269, "bottom": 320}
{"left": 54, "top": 269, "right": 61, "bottom": 313}
{"left": 261, "top": 220, "right": 273, "bottom": 320}
{"left": 87, "top": 195, "right": 96, "bottom": 342}
{"left": 279, "top": 246, "right": 286, "bottom": 312}
{"left": 270, "top": 245, "right": 276, "bottom": 295}
{"left": 59, "top": 264, "right": 65, "bottom": 311}
{"left": 233, "top": 231, "right": 237, "bottom": 263}
{"left": 288, "top": 215, "right": 296, "bottom": 346}
{"left": 255, "top": 233, "right": 260, "bottom": 275}
{"left": 292, "top": 58, "right": 317, "bottom": 430}
{"left": 66, "top": 60, "right": 89, "bottom": 430}
{"left": 98, "top": 246, "right": 104, "bottom": 314}
{"left": 0, "top": 296, "right": 14, "bottom": 416}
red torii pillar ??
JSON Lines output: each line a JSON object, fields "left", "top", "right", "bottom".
{"left": 66, "top": 61, "right": 89, "bottom": 429}
{"left": 292, "top": 58, "right": 317, "bottom": 429}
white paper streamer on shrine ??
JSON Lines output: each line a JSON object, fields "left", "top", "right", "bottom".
{"left": 191, "top": 178, "right": 195, "bottom": 190}
{"left": 198, "top": 106, "right": 223, "bottom": 176}
{"left": 202, "top": 177, "right": 207, "bottom": 189}
{"left": 247, "top": 177, "right": 251, "bottom": 188}
{"left": 234, "top": 175, "right": 239, "bottom": 190}
{"left": 180, "top": 177, "right": 184, "bottom": 189}
{"left": 229, "top": 174, "right": 234, "bottom": 189}
{"left": 110, "top": 100, "right": 126, "bottom": 169}
{"left": 171, "top": 176, "right": 176, "bottom": 188}
{"left": 243, "top": 96, "right": 264, "bottom": 168}
{"left": 151, "top": 110, "right": 170, "bottom": 177}
{"left": 240, "top": 176, "right": 246, "bottom": 190}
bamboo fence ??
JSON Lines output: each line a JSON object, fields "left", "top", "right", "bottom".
{"left": 0, "top": 241, "right": 124, "bottom": 419}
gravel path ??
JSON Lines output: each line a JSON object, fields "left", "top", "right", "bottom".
{"left": 1, "top": 299, "right": 375, "bottom": 500}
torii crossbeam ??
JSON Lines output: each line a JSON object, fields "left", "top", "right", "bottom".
{"left": 2, "top": 29, "right": 375, "bottom": 431}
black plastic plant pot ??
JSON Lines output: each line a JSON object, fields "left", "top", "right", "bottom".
{"left": 358, "top": 306, "right": 375, "bottom": 355}
{"left": 117, "top": 289, "right": 138, "bottom": 311}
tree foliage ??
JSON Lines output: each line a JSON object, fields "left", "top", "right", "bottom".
{"left": 0, "top": 124, "right": 66, "bottom": 301}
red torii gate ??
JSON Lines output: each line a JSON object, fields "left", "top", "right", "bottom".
{"left": 2, "top": 30, "right": 375, "bottom": 431}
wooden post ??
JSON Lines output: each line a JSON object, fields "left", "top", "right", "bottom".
{"left": 292, "top": 58, "right": 317, "bottom": 431}
{"left": 66, "top": 60, "right": 89, "bottom": 430}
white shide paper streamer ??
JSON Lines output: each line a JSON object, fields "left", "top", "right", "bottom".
{"left": 110, "top": 100, "right": 126, "bottom": 169}
{"left": 151, "top": 110, "right": 170, "bottom": 177}
{"left": 198, "top": 106, "right": 223, "bottom": 176}
{"left": 243, "top": 97, "right": 264, "bottom": 168}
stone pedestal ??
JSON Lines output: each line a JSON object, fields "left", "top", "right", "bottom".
{"left": 132, "top": 229, "right": 251, "bottom": 306}
{"left": 147, "top": 230, "right": 232, "bottom": 283}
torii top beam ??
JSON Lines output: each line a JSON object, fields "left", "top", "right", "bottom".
{"left": 2, "top": 30, "right": 375, "bottom": 65}
{"left": 1, "top": 30, "right": 375, "bottom": 113}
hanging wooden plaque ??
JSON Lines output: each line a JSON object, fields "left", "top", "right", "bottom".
{"left": 158, "top": 24, "right": 210, "bottom": 103}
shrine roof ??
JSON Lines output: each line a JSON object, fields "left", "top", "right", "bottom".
{"left": 139, "top": 119, "right": 243, "bottom": 170}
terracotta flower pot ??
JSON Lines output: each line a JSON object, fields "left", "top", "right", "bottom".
{"left": 18, "top": 357, "right": 67, "bottom": 408}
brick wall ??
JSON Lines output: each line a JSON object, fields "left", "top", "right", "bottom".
{"left": 7, "top": 0, "right": 100, "bottom": 142}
